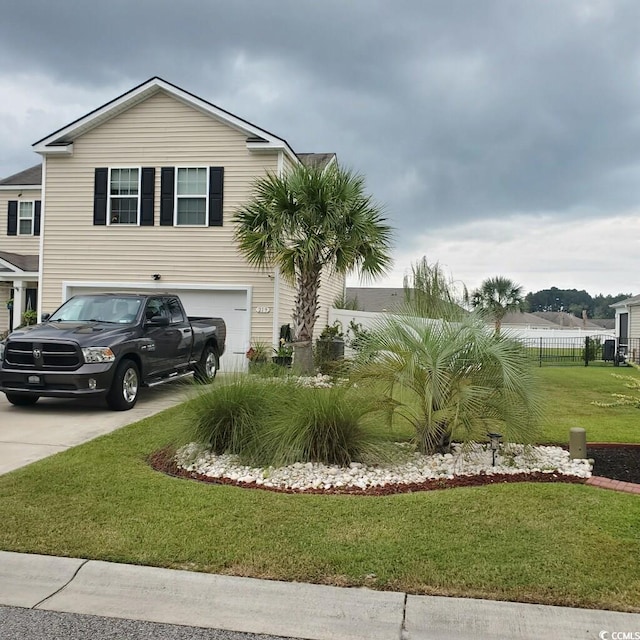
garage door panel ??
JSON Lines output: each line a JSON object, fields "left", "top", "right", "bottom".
{"left": 178, "top": 291, "right": 248, "bottom": 372}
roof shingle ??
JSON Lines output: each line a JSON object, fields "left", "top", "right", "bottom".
{"left": 0, "top": 164, "right": 42, "bottom": 186}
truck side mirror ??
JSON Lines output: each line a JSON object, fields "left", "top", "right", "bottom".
{"left": 41, "top": 313, "right": 51, "bottom": 322}
{"left": 146, "top": 316, "right": 170, "bottom": 327}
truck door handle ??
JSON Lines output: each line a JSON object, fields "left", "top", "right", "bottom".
{"left": 182, "top": 328, "right": 192, "bottom": 334}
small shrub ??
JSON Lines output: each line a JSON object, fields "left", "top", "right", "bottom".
{"left": 252, "top": 385, "right": 390, "bottom": 467}
{"left": 584, "top": 337, "right": 602, "bottom": 362}
{"left": 345, "top": 319, "right": 372, "bottom": 354}
{"left": 182, "top": 376, "right": 275, "bottom": 455}
{"left": 315, "top": 322, "right": 345, "bottom": 374}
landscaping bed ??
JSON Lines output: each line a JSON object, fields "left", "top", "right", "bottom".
{"left": 151, "top": 441, "right": 594, "bottom": 495}
{"left": 589, "top": 444, "right": 640, "bottom": 484}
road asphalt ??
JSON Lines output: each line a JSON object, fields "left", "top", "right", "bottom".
{"left": 1, "top": 384, "right": 640, "bottom": 639}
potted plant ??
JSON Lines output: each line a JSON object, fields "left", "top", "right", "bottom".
{"left": 272, "top": 338, "right": 293, "bottom": 367}
{"left": 315, "top": 322, "right": 345, "bottom": 372}
{"left": 246, "top": 341, "right": 270, "bottom": 371}
{"left": 21, "top": 308, "right": 38, "bottom": 326}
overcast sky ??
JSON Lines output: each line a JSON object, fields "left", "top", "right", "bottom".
{"left": 1, "top": 0, "right": 639, "bottom": 296}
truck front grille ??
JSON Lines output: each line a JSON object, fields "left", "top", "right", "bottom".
{"left": 4, "top": 341, "right": 81, "bottom": 370}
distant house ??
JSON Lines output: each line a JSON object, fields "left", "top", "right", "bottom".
{"left": 502, "top": 311, "right": 606, "bottom": 331}
{"left": 0, "top": 164, "right": 41, "bottom": 332}
{"left": 0, "top": 77, "right": 344, "bottom": 368}
{"left": 499, "top": 311, "right": 559, "bottom": 330}
{"left": 611, "top": 294, "right": 640, "bottom": 359}
{"left": 345, "top": 287, "right": 406, "bottom": 312}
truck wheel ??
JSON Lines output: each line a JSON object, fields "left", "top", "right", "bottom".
{"left": 5, "top": 393, "right": 39, "bottom": 406}
{"left": 195, "top": 346, "right": 219, "bottom": 383}
{"left": 106, "top": 360, "right": 140, "bottom": 411}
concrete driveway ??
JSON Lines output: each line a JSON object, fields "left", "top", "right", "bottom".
{"left": 0, "top": 383, "right": 191, "bottom": 475}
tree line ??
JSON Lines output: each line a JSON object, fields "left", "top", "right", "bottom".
{"left": 524, "top": 287, "right": 631, "bottom": 319}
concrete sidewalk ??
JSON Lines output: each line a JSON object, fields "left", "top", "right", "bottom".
{"left": 2, "top": 551, "right": 639, "bottom": 640}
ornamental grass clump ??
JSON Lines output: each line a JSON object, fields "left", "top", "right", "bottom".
{"left": 247, "top": 385, "right": 392, "bottom": 468}
{"left": 182, "top": 376, "right": 277, "bottom": 455}
{"left": 182, "top": 377, "right": 391, "bottom": 468}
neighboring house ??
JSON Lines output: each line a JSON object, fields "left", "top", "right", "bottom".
{"left": 345, "top": 287, "right": 406, "bottom": 312}
{"left": 0, "top": 77, "right": 344, "bottom": 369}
{"left": 345, "top": 289, "right": 608, "bottom": 331}
{"left": 501, "top": 310, "right": 607, "bottom": 331}
{"left": 531, "top": 311, "right": 605, "bottom": 330}
{"left": 611, "top": 294, "right": 640, "bottom": 361}
{"left": 499, "top": 311, "right": 560, "bottom": 330}
{"left": 0, "top": 164, "right": 41, "bottom": 332}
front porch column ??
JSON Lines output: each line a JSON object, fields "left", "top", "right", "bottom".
{"left": 12, "top": 280, "right": 26, "bottom": 329}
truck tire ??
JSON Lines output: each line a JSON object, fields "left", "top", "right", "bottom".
{"left": 5, "top": 393, "right": 39, "bottom": 406}
{"left": 195, "top": 346, "right": 219, "bottom": 383}
{"left": 106, "top": 359, "right": 140, "bottom": 411}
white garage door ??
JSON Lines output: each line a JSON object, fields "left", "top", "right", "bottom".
{"left": 66, "top": 285, "right": 249, "bottom": 372}
{"left": 177, "top": 290, "right": 249, "bottom": 372}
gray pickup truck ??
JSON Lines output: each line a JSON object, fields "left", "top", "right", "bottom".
{"left": 0, "top": 293, "right": 226, "bottom": 410}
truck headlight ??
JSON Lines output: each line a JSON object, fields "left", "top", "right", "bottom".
{"left": 82, "top": 347, "right": 115, "bottom": 363}
{"left": 0, "top": 342, "right": 4, "bottom": 361}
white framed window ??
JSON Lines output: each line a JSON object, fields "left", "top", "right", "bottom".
{"left": 175, "top": 167, "right": 208, "bottom": 226}
{"left": 18, "top": 201, "right": 34, "bottom": 235}
{"left": 109, "top": 168, "right": 140, "bottom": 225}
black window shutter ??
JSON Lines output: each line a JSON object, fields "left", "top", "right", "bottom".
{"left": 160, "top": 167, "right": 175, "bottom": 226}
{"left": 7, "top": 200, "right": 17, "bottom": 235}
{"left": 140, "top": 167, "right": 155, "bottom": 226}
{"left": 208, "top": 167, "right": 224, "bottom": 227}
{"left": 34, "top": 201, "right": 41, "bottom": 236}
{"left": 93, "top": 168, "right": 108, "bottom": 225}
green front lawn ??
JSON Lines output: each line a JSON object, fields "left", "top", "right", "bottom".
{"left": 0, "top": 366, "right": 639, "bottom": 611}
{"left": 537, "top": 365, "right": 640, "bottom": 443}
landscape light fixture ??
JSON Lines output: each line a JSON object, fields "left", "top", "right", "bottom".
{"left": 487, "top": 432, "right": 503, "bottom": 467}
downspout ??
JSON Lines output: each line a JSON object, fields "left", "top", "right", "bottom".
{"left": 272, "top": 150, "right": 285, "bottom": 346}
{"left": 36, "top": 156, "right": 46, "bottom": 320}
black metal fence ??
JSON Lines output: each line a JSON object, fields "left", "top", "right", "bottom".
{"left": 621, "top": 338, "right": 640, "bottom": 365}
{"left": 519, "top": 336, "right": 625, "bottom": 367}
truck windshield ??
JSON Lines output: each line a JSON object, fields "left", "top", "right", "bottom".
{"left": 48, "top": 295, "right": 143, "bottom": 324}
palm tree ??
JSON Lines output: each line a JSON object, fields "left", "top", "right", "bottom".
{"left": 353, "top": 312, "right": 541, "bottom": 455}
{"left": 471, "top": 276, "right": 524, "bottom": 335}
{"left": 234, "top": 163, "right": 393, "bottom": 373}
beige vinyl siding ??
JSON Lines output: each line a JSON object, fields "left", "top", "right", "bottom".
{"left": 0, "top": 187, "right": 42, "bottom": 254}
{"left": 274, "top": 269, "right": 345, "bottom": 341}
{"left": 41, "top": 91, "right": 279, "bottom": 336}
{"left": 629, "top": 306, "right": 640, "bottom": 339}
{"left": 316, "top": 270, "right": 346, "bottom": 332}
{"left": 281, "top": 152, "right": 299, "bottom": 176}
{"left": 277, "top": 276, "right": 297, "bottom": 339}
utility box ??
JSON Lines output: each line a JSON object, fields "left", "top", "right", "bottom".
{"left": 569, "top": 427, "right": 587, "bottom": 460}
{"left": 603, "top": 339, "right": 616, "bottom": 362}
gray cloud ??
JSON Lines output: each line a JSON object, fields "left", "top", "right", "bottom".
{"left": 2, "top": 0, "right": 640, "bottom": 254}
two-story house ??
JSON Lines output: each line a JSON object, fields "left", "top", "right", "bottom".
{"left": 0, "top": 164, "right": 41, "bottom": 333}
{"left": 0, "top": 77, "right": 344, "bottom": 370}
